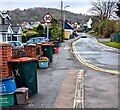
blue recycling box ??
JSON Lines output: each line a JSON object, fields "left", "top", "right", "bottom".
{"left": 0, "top": 76, "right": 16, "bottom": 93}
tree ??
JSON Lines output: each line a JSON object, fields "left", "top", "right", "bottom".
{"left": 49, "top": 17, "right": 60, "bottom": 40}
{"left": 35, "top": 24, "right": 44, "bottom": 36}
{"left": 90, "top": 0, "right": 116, "bottom": 20}
{"left": 116, "top": 0, "right": 120, "bottom": 17}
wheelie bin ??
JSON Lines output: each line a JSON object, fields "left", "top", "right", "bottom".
{"left": 42, "top": 44, "right": 54, "bottom": 63}
{"left": 52, "top": 41, "right": 60, "bottom": 48}
{"left": 8, "top": 57, "right": 37, "bottom": 97}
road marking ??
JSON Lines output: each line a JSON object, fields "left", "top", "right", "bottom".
{"left": 72, "top": 41, "right": 120, "bottom": 75}
{"left": 73, "top": 70, "right": 84, "bottom": 109}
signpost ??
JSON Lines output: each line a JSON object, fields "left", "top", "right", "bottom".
{"left": 43, "top": 13, "right": 52, "bottom": 39}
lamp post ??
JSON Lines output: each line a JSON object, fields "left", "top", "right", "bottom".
{"left": 63, "top": 5, "right": 69, "bottom": 29}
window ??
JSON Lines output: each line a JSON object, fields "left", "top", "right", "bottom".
{"left": 7, "top": 36, "right": 12, "bottom": 41}
{"left": 15, "top": 42, "right": 21, "bottom": 46}
{"left": 36, "top": 38, "right": 40, "bottom": 43}
{"left": 2, "top": 36, "right": 6, "bottom": 42}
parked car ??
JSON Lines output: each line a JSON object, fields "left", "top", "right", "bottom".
{"left": 80, "top": 33, "right": 90, "bottom": 43}
{"left": 23, "top": 37, "right": 49, "bottom": 46}
{"left": 8, "top": 41, "right": 24, "bottom": 49}
{"left": 80, "top": 33, "right": 87, "bottom": 38}
{"left": 8, "top": 41, "right": 26, "bottom": 58}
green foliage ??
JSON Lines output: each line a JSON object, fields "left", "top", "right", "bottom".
{"left": 22, "top": 29, "right": 39, "bottom": 42}
{"left": 93, "top": 20, "right": 120, "bottom": 38}
{"left": 60, "top": 28, "right": 64, "bottom": 42}
{"left": 51, "top": 17, "right": 58, "bottom": 27}
{"left": 50, "top": 27, "right": 60, "bottom": 40}
{"left": 35, "top": 24, "right": 44, "bottom": 36}
{"left": 116, "top": 1, "right": 120, "bottom": 17}
{"left": 102, "top": 42, "right": 120, "bottom": 49}
{"left": 49, "top": 17, "right": 61, "bottom": 41}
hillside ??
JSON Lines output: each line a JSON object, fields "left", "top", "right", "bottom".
{"left": 6, "top": 7, "right": 90, "bottom": 25}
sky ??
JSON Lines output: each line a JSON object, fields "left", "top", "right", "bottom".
{"left": 0, "top": 0, "right": 96, "bottom": 15}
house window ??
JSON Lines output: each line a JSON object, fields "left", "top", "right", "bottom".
{"left": 12, "top": 36, "right": 17, "bottom": 41}
{"left": 7, "top": 36, "right": 12, "bottom": 41}
{"left": 18, "top": 36, "right": 22, "bottom": 42}
{"left": 2, "top": 35, "right": 6, "bottom": 42}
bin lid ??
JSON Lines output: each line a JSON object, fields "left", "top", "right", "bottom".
{"left": 15, "top": 87, "right": 28, "bottom": 93}
{"left": 27, "top": 44, "right": 36, "bottom": 47}
{"left": 42, "top": 43, "right": 54, "bottom": 46}
{"left": 0, "top": 76, "right": 15, "bottom": 82}
{"left": 8, "top": 57, "right": 37, "bottom": 63}
{"left": 37, "top": 43, "right": 42, "bottom": 45}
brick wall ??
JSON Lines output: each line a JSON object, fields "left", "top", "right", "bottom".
{"left": 0, "top": 42, "right": 12, "bottom": 79}
{"left": 24, "top": 44, "right": 43, "bottom": 58}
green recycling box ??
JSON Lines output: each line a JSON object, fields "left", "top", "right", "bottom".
{"left": 42, "top": 43, "right": 54, "bottom": 63}
{"left": 8, "top": 57, "right": 37, "bottom": 97}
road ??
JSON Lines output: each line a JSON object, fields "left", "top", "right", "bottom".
{"left": 74, "top": 34, "right": 119, "bottom": 71}
{"left": 73, "top": 34, "right": 119, "bottom": 108}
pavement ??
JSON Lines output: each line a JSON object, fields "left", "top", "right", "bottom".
{"left": 3, "top": 36, "right": 83, "bottom": 109}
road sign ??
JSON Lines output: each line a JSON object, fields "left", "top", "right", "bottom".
{"left": 43, "top": 13, "right": 52, "bottom": 23}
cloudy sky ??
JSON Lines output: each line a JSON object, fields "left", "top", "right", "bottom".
{"left": 0, "top": 0, "right": 97, "bottom": 15}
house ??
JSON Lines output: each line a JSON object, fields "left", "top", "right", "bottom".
{"left": 11, "top": 26, "right": 22, "bottom": 42}
{"left": 0, "top": 12, "right": 13, "bottom": 42}
{"left": 0, "top": 24, "right": 13, "bottom": 41}
{"left": 87, "top": 18, "right": 92, "bottom": 29}
{"left": 64, "top": 21, "right": 73, "bottom": 40}
{"left": 83, "top": 18, "right": 93, "bottom": 32}
{"left": 0, "top": 11, "right": 22, "bottom": 42}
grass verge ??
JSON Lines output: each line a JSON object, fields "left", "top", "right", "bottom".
{"left": 102, "top": 42, "right": 120, "bottom": 49}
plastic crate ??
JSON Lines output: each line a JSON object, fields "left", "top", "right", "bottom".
{"left": 38, "top": 60, "right": 49, "bottom": 69}
{"left": 0, "top": 76, "right": 16, "bottom": 93}
{"left": 0, "top": 92, "right": 14, "bottom": 107}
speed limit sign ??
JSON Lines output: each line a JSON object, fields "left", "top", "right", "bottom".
{"left": 43, "top": 13, "right": 52, "bottom": 23}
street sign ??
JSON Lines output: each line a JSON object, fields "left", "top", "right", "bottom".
{"left": 43, "top": 13, "right": 52, "bottom": 23}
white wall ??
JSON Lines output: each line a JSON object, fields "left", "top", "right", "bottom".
{"left": 0, "top": 17, "right": 2, "bottom": 24}
{"left": 0, "top": 33, "right": 3, "bottom": 41}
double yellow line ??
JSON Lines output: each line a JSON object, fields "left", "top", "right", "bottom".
{"left": 72, "top": 41, "right": 120, "bottom": 75}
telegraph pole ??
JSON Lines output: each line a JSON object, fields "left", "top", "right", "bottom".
{"left": 60, "top": 0, "right": 63, "bottom": 42}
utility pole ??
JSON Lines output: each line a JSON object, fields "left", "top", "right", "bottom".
{"left": 60, "top": 0, "right": 63, "bottom": 42}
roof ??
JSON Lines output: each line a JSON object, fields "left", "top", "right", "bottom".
{"left": 0, "top": 24, "right": 10, "bottom": 32}
{"left": 64, "top": 21, "right": 73, "bottom": 29}
{"left": 0, "top": 12, "right": 11, "bottom": 20}
{"left": 11, "top": 26, "right": 19, "bottom": 34}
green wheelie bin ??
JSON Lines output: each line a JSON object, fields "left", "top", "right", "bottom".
{"left": 42, "top": 43, "right": 54, "bottom": 63}
{"left": 52, "top": 41, "right": 60, "bottom": 48}
{"left": 8, "top": 57, "right": 37, "bottom": 97}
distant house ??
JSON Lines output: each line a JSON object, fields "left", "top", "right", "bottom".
{"left": 20, "top": 21, "right": 41, "bottom": 30}
{"left": 0, "top": 24, "right": 13, "bottom": 42}
{"left": 11, "top": 26, "right": 22, "bottom": 42}
{"left": 83, "top": 18, "right": 93, "bottom": 32}
{"left": 64, "top": 21, "right": 73, "bottom": 40}
{"left": 0, "top": 11, "right": 22, "bottom": 42}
